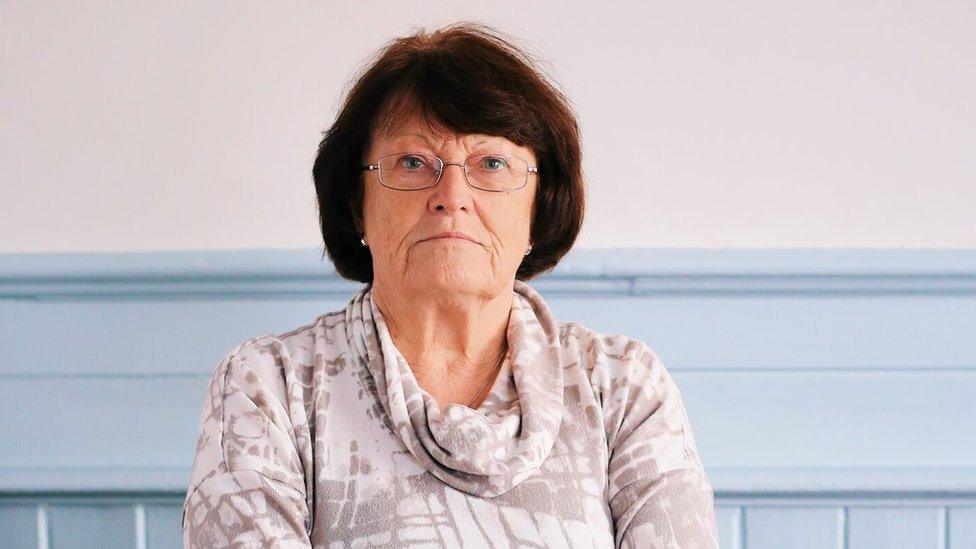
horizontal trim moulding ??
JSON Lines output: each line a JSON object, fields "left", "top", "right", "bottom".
{"left": 2, "top": 247, "right": 976, "bottom": 299}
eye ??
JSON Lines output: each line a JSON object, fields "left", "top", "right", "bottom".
{"left": 480, "top": 155, "right": 509, "bottom": 171}
{"left": 399, "top": 154, "right": 431, "bottom": 170}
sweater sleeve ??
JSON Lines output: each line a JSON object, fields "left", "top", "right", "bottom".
{"left": 181, "top": 336, "right": 314, "bottom": 548}
{"left": 596, "top": 337, "right": 719, "bottom": 549}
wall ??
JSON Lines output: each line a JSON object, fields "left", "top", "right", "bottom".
{"left": 3, "top": 2, "right": 974, "bottom": 547}
{"left": 2, "top": 248, "right": 975, "bottom": 547}
{"left": 2, "top": 1, "right": 975, "bottom": 253}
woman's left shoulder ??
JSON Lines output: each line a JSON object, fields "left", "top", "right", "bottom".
{"left": 558, "top": 321, "right": 673, "bottom": 393}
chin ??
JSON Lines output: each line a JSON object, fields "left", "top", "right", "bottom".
{"left": 411, "top": 262, "right": 487, "bottom": 293}
{"left": 431, "top": 268, "right": 483, "bottom": 289}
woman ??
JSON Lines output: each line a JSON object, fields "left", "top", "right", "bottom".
{"left": 182, "top": 22, "right": 718, "bottom": 548}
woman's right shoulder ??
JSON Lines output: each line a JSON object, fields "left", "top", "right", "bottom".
{"left": 204, "top": 306, "right": 352, "bottom": 397}
{"left": 186, "top": 313, "right": 342, "bottom": 505}
{"left": 184, "top": 326, "right": 321, "bottom": 546}
{"left": 209, "top": 310, "right": 347, "bottom": 384}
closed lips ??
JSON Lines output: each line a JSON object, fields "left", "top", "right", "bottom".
{"left": 424, "top": 232, "right": 478, "bottom": 243}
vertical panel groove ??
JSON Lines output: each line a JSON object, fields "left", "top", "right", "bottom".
{"left": 840, "top": 506, "right": 849, "bottom": 549}
{"left": 739, "top": 506, "right": 747, "bottom": 549}
{"left": 942, "top": 506, "right": 949, "bottom": 549}
{"left": 36, "top": 505, "right": 49, "bottom": 549}
{"left": 135, "top": 504, "right": 147, "bottom": 549}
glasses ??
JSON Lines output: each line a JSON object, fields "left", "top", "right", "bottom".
{"left": 361, "top": 152, "right": 539, "bottom": 192}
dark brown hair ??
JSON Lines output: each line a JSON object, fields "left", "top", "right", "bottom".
{"left": 312, "top": 21, "right": 585, "bottom": 282}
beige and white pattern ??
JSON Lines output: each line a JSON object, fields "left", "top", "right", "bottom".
{"left": 182, "top": 280, "right": 719, "bottom": 547}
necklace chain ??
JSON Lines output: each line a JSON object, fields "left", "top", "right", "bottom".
{"left": 467, "top": 345, "right": 507, "bottom": 408}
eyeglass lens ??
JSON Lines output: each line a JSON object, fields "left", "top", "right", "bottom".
{"left": 377, "top": 153, "right": 528, "bottom": 191}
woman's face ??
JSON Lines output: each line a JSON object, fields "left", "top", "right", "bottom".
{"left": 359, "top": 114, "right": 538, "bottom": 298}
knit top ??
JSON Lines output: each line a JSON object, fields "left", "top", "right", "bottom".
{"left": 181, "top": 280, "right": 719, "bottom": 547}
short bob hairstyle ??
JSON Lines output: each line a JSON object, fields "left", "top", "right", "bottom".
{"left": 313, "top": 22, "right": 584, "bottom": 282}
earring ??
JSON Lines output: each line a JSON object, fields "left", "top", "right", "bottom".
{"left": 524, "top": 243, "right": 532, "bottom": 256}
{"left": 360, "top": 234, "right": 368, "bottom": 247}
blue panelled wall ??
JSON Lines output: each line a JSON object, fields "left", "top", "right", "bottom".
{"left": 1, "top": 247, "right": 974, "bottom": 548}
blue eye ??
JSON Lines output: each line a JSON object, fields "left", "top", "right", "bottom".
{"left": 482, "top": 156, "right": 508, "bottom": 171}
{"left": 401, "top": 155, "right": 428, "bottom": 170}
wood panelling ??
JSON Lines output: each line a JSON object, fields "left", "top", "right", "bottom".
{"left": 2, "top": 247, "right": 973, "bottom": 547}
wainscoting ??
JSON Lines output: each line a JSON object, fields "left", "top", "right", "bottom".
{"left": 2, "top": 247, "right": 974, "bottom": 548}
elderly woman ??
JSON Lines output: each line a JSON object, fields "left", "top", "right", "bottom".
{"left": 182, "top": 22, "right": 718, "bottom": 548}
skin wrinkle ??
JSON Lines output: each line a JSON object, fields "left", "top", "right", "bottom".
{"left": 358, "top": 111, "right": 537, "bottom": 409}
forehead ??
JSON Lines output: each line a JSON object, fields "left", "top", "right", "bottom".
{"left": 386, "top": 133, "right": 514, "bottom": 151}
{"left": 374, "top": 113, "right": 521, "bottom": 150}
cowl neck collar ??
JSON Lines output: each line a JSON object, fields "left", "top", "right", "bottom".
{"left": 344, "top": 279, "right": 565, "bottom": 498}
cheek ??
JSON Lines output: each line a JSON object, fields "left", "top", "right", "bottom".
{"left": 517, "top": 194, "right": 536, "bottom": 233}
{"left": 366, "top": 196, "right": 422, "bottom": 250}
{"left": 496, "top": 201, "right": 534, "bottom": 243}
{"left": 362, "top": 196, "right": 390, "bottom": 245}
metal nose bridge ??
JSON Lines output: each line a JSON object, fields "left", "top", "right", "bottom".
{"left": 437, "top": 161, "right": 470, "bottom": 184}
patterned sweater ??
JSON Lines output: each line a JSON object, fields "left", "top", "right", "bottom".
{"left": 181, "top": 280, "right": 719, "bottom": 547}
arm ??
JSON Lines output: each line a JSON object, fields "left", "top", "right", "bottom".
{"left": 601, "top": 339, "right": 719, "bottom": 548}
{"left": 181, "top": 337, "right": 314, "bottom": 548}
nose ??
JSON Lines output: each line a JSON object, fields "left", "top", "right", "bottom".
{"left": 428, "top": 161, "right": 474, "bottom": 213}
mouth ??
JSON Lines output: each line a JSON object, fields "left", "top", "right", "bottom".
{"left": 425, "top": 236, "right": 475, "bottom": 242}
{"left": 422, "top": 232, "right": 480, "bottom": 245}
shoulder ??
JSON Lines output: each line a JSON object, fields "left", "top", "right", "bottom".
{"left": 214, "top": 311, "right": 343, "bottom": 387}
{"left": 185, "top": 334, "right": 278, "bottom": 496}
{"left": 559, "top": 323, "right": 708, "bottom": 482}
{"left": 199, "top": 332, "right": 292, "bottom": 414}
{"left": 205, "top": 307, "right": 351, "bottom": 402}
{"left": 557, "top": 320, "right": 670, "bottom": 397}
{"left": 188, "top": 318, "right": 329, "bottom": 496}
{"left": 195, "top": 312, "right": 341, "bottom": 463}
{"left": 184, "top": 328, "right": 320, "bottom": 540}
{"left": 215, "top": 333, "right": 283, "bottom": 383}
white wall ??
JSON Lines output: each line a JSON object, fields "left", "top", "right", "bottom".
{"left": 3, "top": 1, "right": 974, "bottom": 253}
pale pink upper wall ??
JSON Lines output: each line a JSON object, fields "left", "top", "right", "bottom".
{"left": 2, "top": 1, "right": 974, "bottom": 252}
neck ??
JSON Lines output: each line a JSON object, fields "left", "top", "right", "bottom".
{"left": 370, "top": 278, "right": 513, "bottom": 389}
